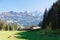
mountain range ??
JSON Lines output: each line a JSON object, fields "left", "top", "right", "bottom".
{"left": 0, "top": 11, "right": 44, "bottom": 27}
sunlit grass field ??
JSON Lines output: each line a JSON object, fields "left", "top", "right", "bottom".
{"left": 0, "top": 31, "right": 25, "bottom": 40}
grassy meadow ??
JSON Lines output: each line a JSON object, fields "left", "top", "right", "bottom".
{"left": 0, "top": 30, "right": 60, "bottom": 40}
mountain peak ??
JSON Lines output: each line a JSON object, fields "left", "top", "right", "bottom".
{"left": 0, "top": 11, "right": 43, "bottom": 27}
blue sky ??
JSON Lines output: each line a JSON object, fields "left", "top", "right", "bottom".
{"left": 0, "top": 0, "right": 57, "bottom": 12}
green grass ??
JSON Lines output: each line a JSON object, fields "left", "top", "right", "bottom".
{"left": 0, "top": 30, "right": 60, "bottom": 40}
{"left": 15, "top": 30, "right": 60, "bottom": 40}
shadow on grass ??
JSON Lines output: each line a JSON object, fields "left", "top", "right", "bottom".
{"left": 15, "top": 30, "right": 60, "bottom": 40}
{"left": 15, "top": 30, "right": 43, "bottom": 40}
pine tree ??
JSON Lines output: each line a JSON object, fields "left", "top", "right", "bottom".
{"left": 44, "top": 0, "right": 60, "bottom": 31}
{"left": 41, "top": 8, "right": 48, "bottom": 29}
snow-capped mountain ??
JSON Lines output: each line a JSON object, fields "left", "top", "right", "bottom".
{"left": 0, "top": 11, "right": 43, "bottom": 27}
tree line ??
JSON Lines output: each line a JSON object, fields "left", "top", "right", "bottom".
{"left": 39, "top": 0, "right": 60, "bottom": 33}
{"left": 0, "top": 19, "right": 20, "bottom": 31}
